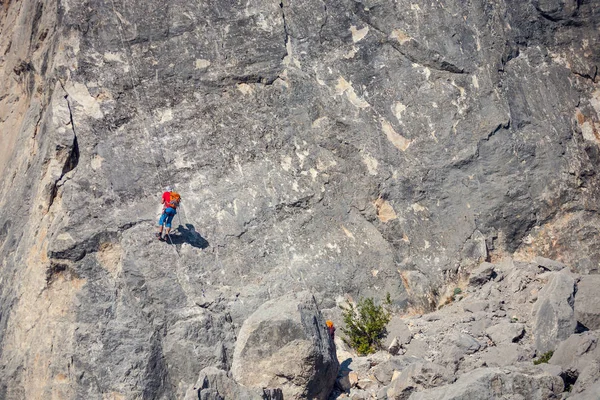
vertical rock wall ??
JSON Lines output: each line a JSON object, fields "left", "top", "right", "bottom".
{"left": 0, "top": 0, "right": 599, "bottom": 397}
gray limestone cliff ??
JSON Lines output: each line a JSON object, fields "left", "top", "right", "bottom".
{"left": 0, "top": 0, "right": 599, "bottom": 398}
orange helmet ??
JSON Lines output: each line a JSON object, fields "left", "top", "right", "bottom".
{"left": 326, "top": 320, "right": 334, "bottom": 328}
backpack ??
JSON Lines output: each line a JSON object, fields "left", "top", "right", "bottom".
{"left": 167, "top": 191, "right": 181, "bottom": 209}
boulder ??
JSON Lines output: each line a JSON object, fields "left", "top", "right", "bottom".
{"left": 549, "top": 330, "right": 600, "bottom": 395}
{"left": 534, "top": 256, "right": 567, "bottom": 272}
{"left": 469, "top": 315, "right": 494, "bottom": 336}
{"left": 549, "top": 331, "right": 599, "bottom": 368}
{"left": 575, "top": 275, "right": 600, "bottom": 330}
{"left": 387, "top": 360, "right": 453, "bottom": 400}
{"left": 485, "top": 322, "right": 525, "bottom": 344}
{"left": 572, "top": 361, "right": 600, "bottom": 395}
{"left": 407, "top": 367, "right": 563, "bottom": 400}
{"left": 404, "top": 338, "right": 429, "bottom": 358}
{"left": 570, "top": 380, "right": 600, "bottom": 400}
{"left": 231, "top": 291, "right": 338, "bottom": 400}
{"left": 371, "top": 355, "right": 420, "bottom": 386}
{"left": 462, "top": 300, "right": 489, "bottom": 313}
{"left": 438, "top": 331, "right": 481, "bottom": 364}
{"left": 468, "top": 262, "right": 496, "bottom": 286}
{"left": 531, "top": 272, "right": 577, "bottom": 353}
{"left": 471, "top": 343, "right": 533, "bottom": 368}
{"left": 385, "top": 316, "right": 413, "bottom": 348}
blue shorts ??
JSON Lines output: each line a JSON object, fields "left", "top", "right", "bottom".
{"left": 158, "top": 208, "right": 176, "bottom": 228}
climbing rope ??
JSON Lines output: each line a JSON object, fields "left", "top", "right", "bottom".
{"left": 106, "top": 2, "right": 213, "bottom": 308}
{"left": 106, "top": 1, "right": 220, "bottom": 303}
{"left": 108, "top": 0, "right": 166, "bottom": 189}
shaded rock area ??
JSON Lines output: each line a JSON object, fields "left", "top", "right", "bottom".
{"left": 231, "top": 291, "right": 338, "bottom": 400}
{"left": 0, "top": 0, "right": 600, "bottom": 398}
{"left": 184, "top": 367, "right": 286, "bottom": 400}
{"left": 327, "top": 258, "right": 600, "bottom": 399}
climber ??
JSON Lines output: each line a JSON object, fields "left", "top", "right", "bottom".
{"left": 161, "top": 186, "right": 173, "bottom": 210}
{"left": 157, "top": 188, "right": 181, "bottom": 241}
{"left": 326, "top": 320, "right": 335, "bottom": 340}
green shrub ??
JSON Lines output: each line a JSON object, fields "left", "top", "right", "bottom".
{"left": 453, "top": 287, "right": 462, "bottom": 295}
{"left": 341, "top": 297, "right": 391, "bottom": 355}
{"left": 533, "top": 351, "right": 554, "bottom": 365}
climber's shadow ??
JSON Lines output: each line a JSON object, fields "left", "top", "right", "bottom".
{"left": 166, "top": 224, "right": 209, "bottom": 249}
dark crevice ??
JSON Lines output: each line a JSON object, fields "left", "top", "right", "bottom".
{"left": 221, "top": 73, "right": 278, "bottom": 86}
{"left": 572, "top": 65, "right": 598, "bottom": 82}
{"left": 512, "top": 328, "right": 526, "bottom": 343}
{"left": 499, "top": 44, "right": 520, "bottom": 71}
{"left": 575, "top": 321, "right": 589, "bottom": 333}
{"left": 484, "top": 120, "right": 511, "bottom": 141}
{"left": 275, "top": 194, "right": 314, "bottom": 211}
{"left": 560, "top": 369, "right": 579, "bottom": 393}
{"left": 12, "top": 59, "right": 33, "bottom": 76}
{"left": 62, "top": 88, "right": 80, "bottom": 173}
{"left": 45, "top": 262, "right": 80, "bottom": 286}
{"left": 279, "top": 0, "right": 291, "bottom": 66}
{"left": 31, "top": 110, "right": 44, "bottom": 140}
{"left": 262, "top": 388, "right": 284, "bottom": 400}
{"left": 47, "top": 182, "right": 59, "bottom": 210}
{"left": 48, "top": 84, "right": 80, "bottom": 209}
{"left": 318, "top": 3, "right": 328, "bottom": 42}
{"left": 62, "top": 135, "right": 79, "bottom": 175}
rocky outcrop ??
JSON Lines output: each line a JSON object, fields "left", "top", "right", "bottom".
{"left": 231, "top": 291, "right": 338, "bottom": 400}
{"left": 328, "top": 259, "right": 600, "bottom": 399}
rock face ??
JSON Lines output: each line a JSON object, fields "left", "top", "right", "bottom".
{"left": 1, "top": 0, "right": 600, "bottom": 398}
{"left": 231, "top": 291, "right": 338, "bottom": 399}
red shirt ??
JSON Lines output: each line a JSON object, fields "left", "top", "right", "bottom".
{"left": 162, "top": 191, "right": 171, "bottom": 207}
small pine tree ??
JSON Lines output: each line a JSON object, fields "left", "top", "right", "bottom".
{"left": 341, "top": 297, "right": 391, "bottom": 355}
